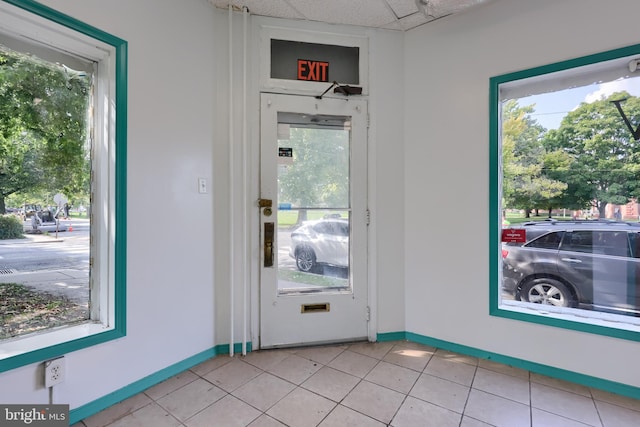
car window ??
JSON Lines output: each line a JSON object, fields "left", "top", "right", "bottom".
{"left": 560, "top": 231, "right": 594, "bottom": 254}
{"left": 314, "top": 221, "right": 348, "bottom": 236}
{"left": 525, "top": 231, "right": 564, "bottom": 249}
{"left": 595, "top": 231, "right": 631, "bottom": 257}
{"left": 560, "top": 230, "right": 631, "bottom": 257}
{"left": 629, "top": 232, "right": 640, "bottom": 259}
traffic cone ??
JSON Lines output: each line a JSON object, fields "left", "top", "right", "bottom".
{"left": 68, "top": 225, "right": 73, "bottom": 232}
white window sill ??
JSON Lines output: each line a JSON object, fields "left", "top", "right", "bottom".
{"left": 0, "top": 322, "right": 113, "bottom": 361}
{"left": 499, "top": 300, "right": 640, "bottom": 332}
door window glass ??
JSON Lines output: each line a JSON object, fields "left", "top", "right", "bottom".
{"left": 277, "top": 112, "right": 351, "bottom": 294}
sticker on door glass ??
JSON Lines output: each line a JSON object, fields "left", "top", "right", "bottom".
{"left": 279, "top": 147, "right": 293, "bottom": 165}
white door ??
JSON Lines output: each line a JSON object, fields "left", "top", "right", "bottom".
{"left": 259, "top": 93, "right": 368, "bottom": 348}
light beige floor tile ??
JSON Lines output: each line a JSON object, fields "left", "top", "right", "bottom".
{"left": 78, "top": 343, "right": 640, "bottom": 427}
{"left": 390, "top": 340, "right": 437, "bottom": 354}
{"left": 241, "top": 349, "right": 292, "bottom": 371}
{"left": 318, "top": 405, "right": 386, "bottom": 427}
{"left": 185, "top": 394, "right": 261, "bottom": 427}
{"left": 267, "top": 354, "right": 323, "bottom": 385}
{"left": 145, "top": 370, "right": 199, "bottom": 400}
{"left": 532, "top": 408, "right": 593, "bottom": 427}
{"left": 434, "top": 349, "right": 478, "bottom": 366}
{"left": 472, "top": 367, "right": 530, "bottom": 405}
{"left": 232, "top": 372, "right": 296, "bottom": 412}
{"left": 347, "top": 341, "right": 394, "bottom": 360}
{"left": 109, "top": 403, "right": 181, "bottom": 427}
{"left": 424, "top": 355, "right": 477, "bottom": 386}
{"left": 327, "top": 350, "right": 379, "bottom": 378}
{"left": 409, "top": 373, "right": 470, "bottom": 413}
{"left": 531, "top": 383, "right": 601, "bottom": 426}
{"left": 531, "top": 373, "right": 591, "bottom": 397}
{"left": 391, "top": 396, "right": 461, "bottom": 427}
{"left": 294, "top": 344, "right": 347, "bottom": 365}
{"left": 596, "top": 400, "right": 640, "bottom": 427}
{"left": 464, "top": 389, "right": 530, "bottom": 427}
{"left": 266, "top": 387, "right": 336, "bottom": 427}
{"left": 190, "top": 355, "right": 233, "bottom": 377}
{"left": 82, "top": 393, "right": 153, "bottom": 427}
{"left": 203, "top": 359, "right": 263, "bottom": 392}
{"left": 301, "top": 366, "right": 361, "bottom": 402}
{"left": 342, "top": 380, "right": 405, "bottom": 424}
{"left": 364, "top": 361, "right": 420, "bottom": 394}
{"left": 383, "top": 344, "right": 433, "bottom": 372}
{"left": 156, "top": 378, "right": 226, "bottom": 421}
{"left": 478, "top": 359, "right": 529, "bottom": 380}
{"left": 460, "top": 416, "right": 494, "bottom": 426}
{"left": 247, "top": 414, "right": 287, "bottom": 427}
{"left": 591, "top": 388, "right": 640, "bottom": 412}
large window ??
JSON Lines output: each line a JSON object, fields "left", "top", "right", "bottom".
{"left": 0, "top": 0, "right": 126, "bottom": 371}
{"left": 491, "top": 43, "right": 640, "bottom": 340}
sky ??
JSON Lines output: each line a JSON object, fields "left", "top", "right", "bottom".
{"left": 517, "top": 77, "right": 640, "bottom": 130}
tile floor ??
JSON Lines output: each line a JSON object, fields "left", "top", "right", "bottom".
{"left": 73, "top": 341, "right": 640, "bottom": 427}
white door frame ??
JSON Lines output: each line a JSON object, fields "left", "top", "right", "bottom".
{"left": 256, "top": 92, "right": 372, "bottom": 348}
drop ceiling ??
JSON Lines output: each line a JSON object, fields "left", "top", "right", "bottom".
{"left": 210, "top": 0, "right": 490, "bottom": 31}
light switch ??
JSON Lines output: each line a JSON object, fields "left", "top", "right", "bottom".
{"left": 198, "top": 178, "right": 207, "bottom": 194}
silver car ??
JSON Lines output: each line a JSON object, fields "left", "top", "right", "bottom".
{"left": 289, "top": 218, "right": 349, "bottom": 273}
{"left": 502, "top": 220, "right": 640, "bottom": 316}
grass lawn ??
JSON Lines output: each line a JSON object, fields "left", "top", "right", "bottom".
{"left": 278, "top": 210, "right": 348, "bottom": 227}
{"left": 0, "top": 282, "right": 88, "bottom": 339}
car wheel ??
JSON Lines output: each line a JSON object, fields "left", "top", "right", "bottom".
{"left": 520, "top": 278, "right": 575, "bottom": 307}
{"left": 295, "top": 246, "right": 316, "bottom": 272}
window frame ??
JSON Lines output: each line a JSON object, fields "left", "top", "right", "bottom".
{"left": 490, "top": 42, "right": 640, "bottom": 342}
{"left": 0, "top": 0, "right": 127, "bottom": 372}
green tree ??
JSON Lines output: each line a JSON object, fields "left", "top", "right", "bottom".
{"left": 502, "top": 100, "right": 566, "bottom": 217}
{"left": 0, "top": 47, "right": 91, "bottom": 213}
{"left": 545, "top": 91, "right": 640, "bottom": 218}
{"left": 278, "top": 126, "right": 349, "bottom": 224}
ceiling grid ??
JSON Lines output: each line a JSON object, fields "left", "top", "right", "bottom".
{"left": 210, "top": 0, "right": 491, "bottom": 31}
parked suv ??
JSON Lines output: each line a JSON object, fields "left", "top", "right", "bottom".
{"left": 289, "top": 217, "right": 349, "bottom": 273}
{"left": 502, "top": 220, "right": 640, "bottom": 316}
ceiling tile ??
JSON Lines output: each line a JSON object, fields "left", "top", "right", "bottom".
{"left": 288, "top": 0, "right": 398, "bottom": 28}
{"left": 209, "top": 0, "right": 491, "bottom": 30}
{"left": 211, "top": 0, "right": 304, "bottom": 20}
{"left": 396, "top": 12, "right": 431, "bottom": 30}
{"left": 428, "top": 0, "right": 484, "bottom": 17}
{"left": 385, "top": 0, "right": 420, "bottom": 19}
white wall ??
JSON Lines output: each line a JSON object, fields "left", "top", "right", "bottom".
{"left": 404, "top": 0, "right": 640, "bottom": 387}
{"left": 0, "top": 0, "right": 407, "bottom": 412}
{"left": 0, "top": 0, "right": 218, "bottom": 408}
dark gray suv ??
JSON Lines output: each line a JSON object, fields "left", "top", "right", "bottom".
{"left": 502, "top": 220, "right": 640, "bottom": 316}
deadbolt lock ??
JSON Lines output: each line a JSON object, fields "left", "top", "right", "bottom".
{"left": 263, "top": 207, "right": 272, "bottom": 216}
{"left": 258, "top": 198, "right": 272, "bottom": 208}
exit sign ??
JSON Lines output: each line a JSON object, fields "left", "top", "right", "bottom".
{"left": 297, "top": 59, "right": 329, "bottom": 82}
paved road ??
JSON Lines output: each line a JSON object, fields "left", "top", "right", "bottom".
{"left": 0, "top": 219, "right": 89, "bottom": 303}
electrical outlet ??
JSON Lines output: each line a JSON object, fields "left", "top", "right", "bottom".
{"left": 44, "top": 356, "right": 65, "bottom": 388}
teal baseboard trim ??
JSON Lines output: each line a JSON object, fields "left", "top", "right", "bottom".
{"left": 69, "top": 342, "right": 252, "bottom": 425}
{"left": 215, "top": 341, "right": 253, "bottom": 355}
{"left": 378, "top": 331, "right": 640, "bottom": 401}
{"left": 376, "top": 331, "right": 407, "bottom": 342}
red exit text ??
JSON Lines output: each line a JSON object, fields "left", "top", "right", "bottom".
{"left": 297, "top": 59, "right": 329, "bottom": 82}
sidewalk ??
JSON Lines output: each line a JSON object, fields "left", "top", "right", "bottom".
{"left": 0, "top": 233, "right": 87, "bottom": 303}
{"left": 0, "top": 232, "right": 65, "bottom": 245}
